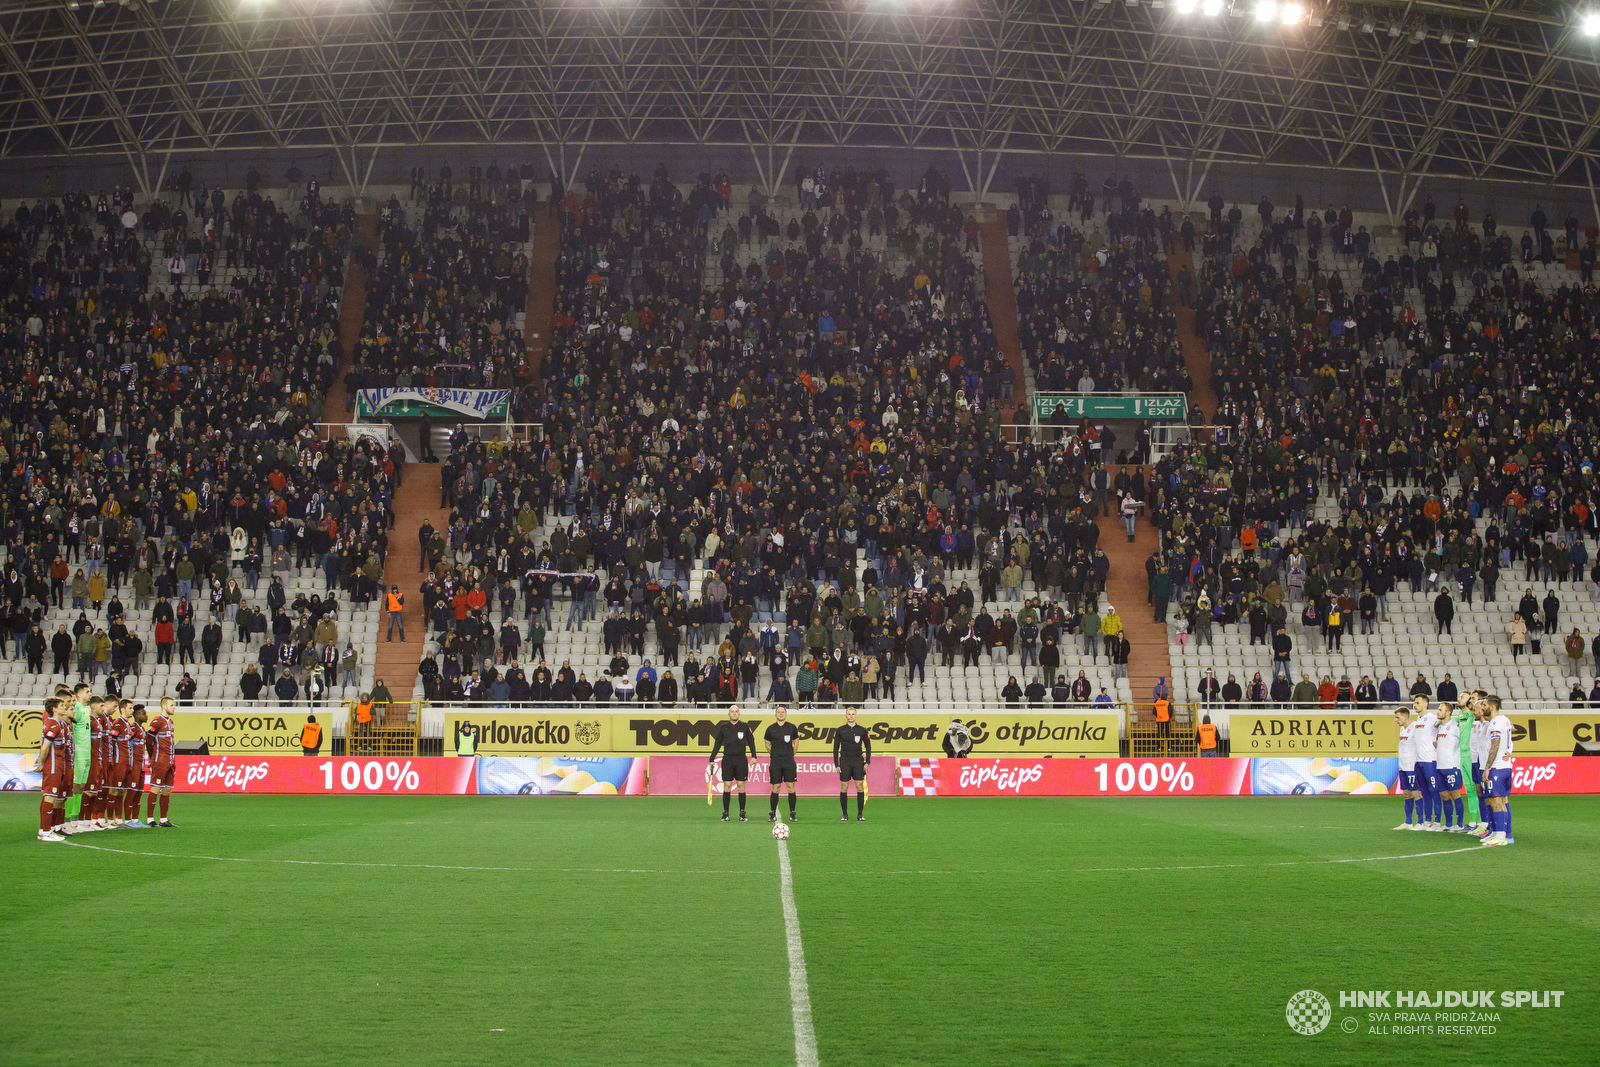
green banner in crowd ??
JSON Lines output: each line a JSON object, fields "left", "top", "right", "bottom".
{"left": 1031, "top": 393, "right": 1188, "bottom": 421}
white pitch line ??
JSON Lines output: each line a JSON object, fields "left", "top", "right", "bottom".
{"left": 59, "top": 839, "right": 768, "bottom": 875}
{"left": 60, "top": 838, "right": 1486, "bottom": 879}
{"left": 777, "top": 839, "right": 820, "bottom": 1067}
{"left": 795, "top": 845, "right": 1491, "bottom": 877}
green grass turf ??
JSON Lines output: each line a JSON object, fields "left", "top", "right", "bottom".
{"left": 0, "top": 794, "right": 1595, "bottom": 1067}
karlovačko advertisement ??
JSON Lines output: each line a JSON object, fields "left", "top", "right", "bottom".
{"left": 895, "top": 757, "right": 1600, "bottom": 797}
{"left": 444, "top": 711, "right": 1120, "bottom": 758}
{"left": 646, "top": 754, "right": 896, "bottom": 797}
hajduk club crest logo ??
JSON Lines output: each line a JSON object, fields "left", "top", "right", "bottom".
{"left": 1286, "top": 989, "right": 1332, "bottom": 1035}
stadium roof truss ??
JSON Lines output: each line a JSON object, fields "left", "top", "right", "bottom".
{"left": 1, "top": 0, "right": 1598, "bottom": 196}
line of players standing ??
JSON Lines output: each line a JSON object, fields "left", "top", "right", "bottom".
{"left": 35, "top": 686, "right": 178, "bottom": 841}
{"left": 1396, "top": 692, "right": 1515, "bottom": 846}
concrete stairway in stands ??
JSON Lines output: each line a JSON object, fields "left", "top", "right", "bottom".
{"left": 983, "top": 219, "right": 1173, "bottom": 707}
{"left": 373, "top": 465, "right": 449, "bottom": 706}
{"left": 373, "top": 208, "right": 563, "bottom": 704}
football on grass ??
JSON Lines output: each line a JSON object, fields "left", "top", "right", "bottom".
{"left": 772, "top": 822, "right": 791, "bottom": 840}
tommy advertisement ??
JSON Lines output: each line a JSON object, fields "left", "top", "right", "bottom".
{"left": 647, "top": 754, "right": 896, "bottom": 797}
{"left": 476, "top": 756, "right": 646, "bottom": 795}
{"left": 446, "top": 711, "right": 1119, "bottom": 758}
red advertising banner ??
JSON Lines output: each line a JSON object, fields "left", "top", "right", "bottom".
{"left": 898, "top": 757, "right": 1252, "bottom": 797}
{"left": 647, "top": 754, "right": 896, "bottom": 797}
{"left": 898, "top": 757, "right": 1600, "bottom": 797}
{"left": 177, "top": 755, "right": 478, "bottom": 795}
{"left": 147, "top": 754, "right": 1600, "bottom": 798}
{"left": 1507, "top": 758, "right": 1600, "bottom": 794}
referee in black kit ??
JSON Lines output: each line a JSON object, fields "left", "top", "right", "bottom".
{"left": 832, "top": 707, "right": 872, "bottom": 822}
{"left": 764, "top": 705, "right": 799, "bottom": 823}
{"left": 709, "top": 704, "right": 759, "bottom": 822}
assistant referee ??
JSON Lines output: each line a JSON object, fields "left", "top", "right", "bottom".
{"left": 709, "top": 704, "right": 759, "bottom": 822}
{"left": 832, "top": 707, "right": 872, "bottom": 822}
{"left": 764, "top": 705, "right": 799, "bottom": 823}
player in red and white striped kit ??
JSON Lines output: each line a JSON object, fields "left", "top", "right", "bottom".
{"left": 123, "top": 704, "right": 149, "bottom": 829}
{"left": 143, "top": 697, "right": 178, "bottom": 827}
{"left": 105, "top": 704, "right": 132, "bottom": 827}
{"left": 37, "top": 696, "right": 73, "bottom": 842}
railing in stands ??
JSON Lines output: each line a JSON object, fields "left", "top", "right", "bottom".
{"left": 341, "top": 700, "right": 422, "bottom": 758}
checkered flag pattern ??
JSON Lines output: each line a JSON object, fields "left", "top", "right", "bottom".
{"left": 897, "top": 758, "right": 940, "bottom": 797}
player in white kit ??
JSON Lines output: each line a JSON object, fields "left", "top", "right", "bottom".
{"left": 1393, "top": 707, "right": 1423, "bottom": 830}
{"left": 1433, "top": 704, "right": 1467, "bottom": 831}
{"left": 1481, "top": 694, "right": 1515, "bottom": 846}
{"left": 1410, "top": 698, "right": 1441, "bottom": 830}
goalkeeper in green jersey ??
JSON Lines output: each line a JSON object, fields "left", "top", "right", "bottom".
{"left": 63, "top": 683, "right": 92, "bottom": 825}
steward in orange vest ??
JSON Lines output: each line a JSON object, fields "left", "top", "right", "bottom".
{"left": 300, "top": 716, "right": 322, "bottom": 755}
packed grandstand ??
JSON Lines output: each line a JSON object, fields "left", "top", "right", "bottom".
{"left": 2, "top": 162, "right": 1598, "bottom": 733}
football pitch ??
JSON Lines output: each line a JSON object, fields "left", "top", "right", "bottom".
{"left": 1, "top": 794, "right": 1594, "bottom": 1067}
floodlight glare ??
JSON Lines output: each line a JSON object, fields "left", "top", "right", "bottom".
{"left": 1175, "top": 0, "right": 1197, "bottom": 14}
{"left": 1281, "top": 2, "right": 1303, "bottom": 24}
{"left": 1583, "top": 14, "right": 1600, "bottom": 36}
{"left": 1255, "top": 0, "right": 1277, "bottom": 22}
{"left": 1203, "top": 0, "right": 1224, "bottom": 14}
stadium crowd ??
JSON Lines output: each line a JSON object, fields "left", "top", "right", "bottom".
{"left": 0, "top": 168, "right": 393, "bottom": 706}
{"left": 338, "top": 164, "right": 537, "bottom": 399}
{"left": 404, "top": 162, "right": 1195, "bottom": 706}
{"left": 1141, "top": 190, "right": 1600, "bottom": 702}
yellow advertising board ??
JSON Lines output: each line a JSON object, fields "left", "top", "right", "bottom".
{"left": 445, "top": 712, "right": 613, "bottom": 755}
{"left": 1, "top": 707, "right": 43, "bottom": 752}
{"left": 444, "top": 711, "right": 1120, "bottom": 758}
{"left": 3, "top": 709, "right": 313, "bottom": 754}
{"left": 1505, "top": 713, "right": 1600, "bottom": 757}
{"left": 1230, "top": 712, "right": 1397, "bottom": 754}
{"left": 173, "top": 712, "right": 309, "bottom": 754}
